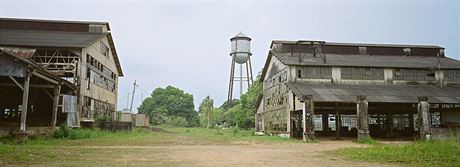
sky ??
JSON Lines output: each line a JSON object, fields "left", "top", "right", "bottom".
{"left": 1, "top": 0, "right": 459, "bottom": 112}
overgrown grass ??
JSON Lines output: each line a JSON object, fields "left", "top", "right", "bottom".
{"left": 159, "top": 125, "right": 299, "bottom": 143}
{"left": 357, "top": 136, "right": 376, "bottom": 144}
{"left": 335, "top": 138, "right": 460, "bottom": 167}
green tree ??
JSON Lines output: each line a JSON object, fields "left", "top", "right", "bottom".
{"left": 199, "top": 96, "right": 214, "bottom": 128}
{"left": 223, "top": 74, "right": 263, "bottom": 129}
{"left": 140, "top": 86, "right": 197, "bottom": 126}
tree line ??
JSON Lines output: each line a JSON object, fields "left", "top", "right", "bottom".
{"left": 139, "top": 75, "right": 262, "bottom": 129}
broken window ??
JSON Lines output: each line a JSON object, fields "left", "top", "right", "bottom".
{"left": 100, "top": 41, "right": 109, "bottom": 57}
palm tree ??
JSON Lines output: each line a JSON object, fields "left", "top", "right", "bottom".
{"left": 199, "top": 96, "right": 214, "bottom": 128}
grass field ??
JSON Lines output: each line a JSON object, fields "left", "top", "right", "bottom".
{"left": 335, "top": 138, "right": 460, "bottom": 167}
{"left": 1, "top": 127, "right": 459, "bottom": 167}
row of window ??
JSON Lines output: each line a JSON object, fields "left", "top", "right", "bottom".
{"left": 86, "top": 54, "right": 116, "bottom": 80}
{"left": 444, "top": 70, "right": 460, "bottom": 81}
{"left": 86, "top": 68, "right": 116, "bottom": 92}
{"left": 264, "top": 71, "right": 287, "bottom": 90}
{"left": 394, "top": 69, "right": 436, "bottom": 81}
{"left": 342, "top": 67, "right": 384, "bottom": 80}
{"left": 297, "top": 66, "right": 332, "bottom": 79}
{"left": 86, "top": 54, "right": 116, "bottom": 92}
{"left": 295, "top": 67, "right": 459, "bottom": 82}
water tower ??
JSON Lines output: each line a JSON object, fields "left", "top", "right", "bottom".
{"left": 227, "top": 32, "right": 254, "bottom": 101}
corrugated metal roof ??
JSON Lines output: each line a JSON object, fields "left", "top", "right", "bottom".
{"left": 272, "top": 51, "right": 460, "bottom": 69}
{"left": 0, "top": 29, "right": 106, "bottom": 48}
{"left": 286, "top": 82, "right": 460, "bottom": 104}
{"left": 271, "top": 40, "right": 444, "bottom": 49}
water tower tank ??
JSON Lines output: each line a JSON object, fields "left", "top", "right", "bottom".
{"left": 230, "top": 32, "right": 252, "bottom": 64}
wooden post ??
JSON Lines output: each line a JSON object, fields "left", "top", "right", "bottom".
{"left": 51, "top": 85, "right": 61, "bottom": 127}
{"left": 19, "top": 71, "right": 31, "bottom": 132}
{"left": 357, "top": 96, "right": 370, "bottom": 140}
{"left": 335, "top": 111, "right": 341, "bottom": 139}
{"left": 301, "top": 95, "right": 315, "bottom": 142}
{"left": 387, "top": 113, "right": 393, "bottom": 138}
{"left": 322, "top": 113, "right": 329, "bottom": 132}
{"left": 302, "top": 99, "right": 306, "bottom": 142}
{"left": 418, "top": 97, "right": 431, "bottom": 140}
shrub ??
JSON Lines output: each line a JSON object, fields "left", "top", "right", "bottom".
{"left": 54, "top": 123, "right": 72, "bottom": 138}
{"left": 95, "top": 115, "right": 112, "bottom": 121}
{"left": 357, "top": 136, "right": 376, "bottom": 144}
{"left": 165, "top": 116, "right": 188, "bottom": 127}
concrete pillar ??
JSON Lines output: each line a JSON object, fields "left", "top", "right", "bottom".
{"left": 301, "top": 95, "right": 315, "bottom": 142}
{"left": 357, "top": 96, "right": 370, "bottom": 140}
{"left": 19, "top": 71, "right": 31, "bottom": 132}
{"left": 322, "top": 113, "right": 329, "bottom": 132}
{"left": 418, "top": 97, "right": 431, "bottom": 140}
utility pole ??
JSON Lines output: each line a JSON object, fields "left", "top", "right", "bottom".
{"left": 129, "top": 80, "right": 137, "bottom": 114}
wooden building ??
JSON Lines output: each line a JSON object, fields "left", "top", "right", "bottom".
{"left": 0, "top": 47, "right": 76, "bottom": 137}
{"left": 0, "top": 18, "right": 123, "bottom": 129}
{"left": 256, "top": 40, "right": 460, "bottom": 140}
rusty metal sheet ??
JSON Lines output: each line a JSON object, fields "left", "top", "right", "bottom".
{"left": 0, "top": 46, "right": 36, "bottom": 59}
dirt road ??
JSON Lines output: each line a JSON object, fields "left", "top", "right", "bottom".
{"left": 81, "top": 140, "right": 398, "bottom": 167}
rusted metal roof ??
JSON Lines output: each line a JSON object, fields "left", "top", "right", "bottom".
{"left": 272, "top": 51, "right": 460, "bottom": 69}
{"left": 286, "top": 82, "right": 460, "bottom": 104}
{"left": 271, "top": 40, "right": 444, "bottom": 49}
{"left": 0, "top": 29, "right": 106, "bottom": 48}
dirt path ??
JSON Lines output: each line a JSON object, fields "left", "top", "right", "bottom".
{"left": 77, "top": 140, "right": 399, "bottom": 167}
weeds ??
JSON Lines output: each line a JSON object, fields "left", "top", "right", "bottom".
{"left": 336, "top": 138, "right": 460, "bottom": 167}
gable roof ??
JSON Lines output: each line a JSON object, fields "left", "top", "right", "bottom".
{"left": 0, "top": 17, "right": 123, "bottom": 76}
{"left": 0, "top": 29, "right": 107, "bottom": 48}
{"left": 271, "top": 40, "right": 444, "bottom": 49}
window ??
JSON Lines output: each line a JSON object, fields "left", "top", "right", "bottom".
{"left": 100, "top": 41, "right": 109, "bottom": 57}
{"left": 341, "top": 67, "right": 383, "bottom": 80}
{"left": 394, "top": 69, "right": 436, "bottom": 81}
{"left": 298, "top": 67, "right": 332, "bottom": 79}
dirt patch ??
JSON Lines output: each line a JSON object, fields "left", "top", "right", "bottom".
{"left": 76, "top": 140, "right": 399, "bottom": 167}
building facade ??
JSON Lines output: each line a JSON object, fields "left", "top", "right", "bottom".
{"left": 256, "top": 40, "right": 460, "bottom": 140}
{"left": 0, "top": 18, "right": 123, "bottom": 127}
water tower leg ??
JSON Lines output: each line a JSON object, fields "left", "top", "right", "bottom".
{"left": 245, "top": 62, "right": 251, "bottom": 88}
{"left": 240, "top": 64, "right": 243, "bottom": 96}
{"left": 248, "top": 57, "right": 254, "bottom": 84}
{"left": 227, "top": 59, "right": 235, "bottom": 102}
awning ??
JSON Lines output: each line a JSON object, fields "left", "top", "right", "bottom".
{"left": 286, "top": 82, "right": 460, "bottom": 104}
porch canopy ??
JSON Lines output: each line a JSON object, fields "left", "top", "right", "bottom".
{"left": 286, "top": 82, "right": 460, "bottom": 104}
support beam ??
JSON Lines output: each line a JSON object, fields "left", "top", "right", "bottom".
{"left": 301, "top": 95, "right": 315, "bottom": 142}
{"left": 418, "top": 97, "right": 431, "bottom": 140}
{"left": 356, "top": 96, "right": 370, "bottom": 140}
{"left": 51, "top": 85, "right": 61, "bottom": 127}
{"left": 8, "top": 76, "right": 24, "bottom": 90}
{"left": 322, "top": 113, "right": 329, "bottom": 132}
{"left": 335, "top": 111, "right": 341, "bottom": 140}
{"left": 19, "top": 71, "right": 32, "bottom": 132}
{"left": 386, "top": 112, "right": 394, "bottom": 138}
